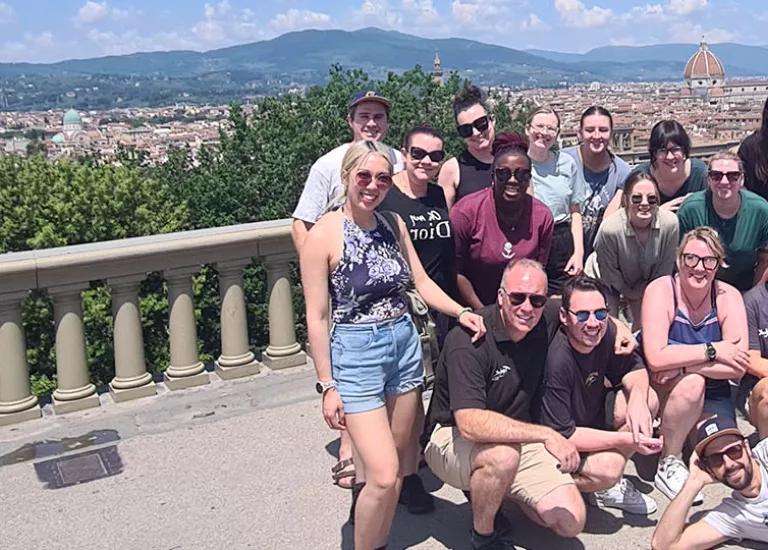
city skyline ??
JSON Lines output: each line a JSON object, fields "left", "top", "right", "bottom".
{"left": 0, "top": 0, "right": 766, "bottom": 64}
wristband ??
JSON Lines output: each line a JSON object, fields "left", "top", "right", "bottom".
{"left": 457, "top": 306, "right": 472, "bottom": 320}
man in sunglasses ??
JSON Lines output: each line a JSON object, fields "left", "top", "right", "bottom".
{"left": 291, "top": 90, "right": 403, "bottom": 251}
{"left": 540, "top": 276, "right": 660, "bottom": 515}
{"left": 652, "top": 415, "right": 768, "bottom": 549}
{"left": 677, "top": 151, "right": 768, "bottom": 291}
{"left": 423, "top": 259, "right": 637, "bottom": 548}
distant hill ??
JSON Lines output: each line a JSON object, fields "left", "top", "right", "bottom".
{"left": 527, "top": 43, "right": 768, "bottom": 77}
{"left": 2, "top": 28, "right": 766, "bottom": 111}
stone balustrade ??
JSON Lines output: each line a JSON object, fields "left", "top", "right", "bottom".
{"left": 0, "top": 219, "right": 306, "bottom": 426}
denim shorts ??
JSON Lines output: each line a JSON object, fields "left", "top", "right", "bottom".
{"left": 331, "top": 313, "right": 423, "bottom": 414}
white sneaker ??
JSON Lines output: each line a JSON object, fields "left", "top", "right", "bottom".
{"left": 654, "top": 455, "right": 703, "bottom": 504}
{"left": 588, "top": 478, "right": 658, "bottom": 515}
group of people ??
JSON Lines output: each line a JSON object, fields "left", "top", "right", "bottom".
{"left": 292, "top": 86, "right": 768, "bottom": 550}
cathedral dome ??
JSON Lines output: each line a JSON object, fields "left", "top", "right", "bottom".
{"left": 684, "top": 40, "right": 725, "bottom": 81}
{"left": 63, "top": 109, "right": 81, "bottom": 126}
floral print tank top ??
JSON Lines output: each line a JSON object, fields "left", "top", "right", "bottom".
{"left": 330, "top": 212, "right": 411, "bottom": 324}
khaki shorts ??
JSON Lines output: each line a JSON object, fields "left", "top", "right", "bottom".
{"left": 424, "top": 425, "right": 574, "bottom": 508}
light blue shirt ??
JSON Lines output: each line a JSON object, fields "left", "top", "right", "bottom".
{"left": 531, "top": 151, "right": 587, "bottom": 224}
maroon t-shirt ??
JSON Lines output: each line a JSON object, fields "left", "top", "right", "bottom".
{"left": 451, "top": 187, "right": 554, "bottom": 305}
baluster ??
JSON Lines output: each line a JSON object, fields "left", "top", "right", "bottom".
{"left": 0, "top": 291, "right": 41, "bottom": 425}
{"left": 262, "top": 254, "right": 306, "bottom": 370}
{"left": 215, "top": 260, "right": 261, "bottom": 379}
{"left": 164, "top": 267, "right": 209, "bottom": 390}
{"left": 50, "top": 283, "right": 100, "bottom": 414}
{"left": 108, "top": 275, "right": 156, "bottom": 402}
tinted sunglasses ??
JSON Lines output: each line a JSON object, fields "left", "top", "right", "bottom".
{"left": 629, "top": 194, "right": 659, "bottom": 205}
{"left": 409, "top": 147, "right": 445, "bottom": 163}
{"left": 682, "top": 253, "right": 719, "bottom": 271}
{"left": 494, "top": 167, "right": 532, "bottom": 185}
{"left": 457, "top": 115, "right": 490, "bottom": 138}
{"left": 355, "top": 169, "right": 392, "bottom": 186}
{"left": 568, "top": 308, "right": 609, "bottom": 323}
{"left": 504, "top": 291, "right": 547, "bottom": 308}
{"left": 703, "top": 441, "right": 746, "bottom": 469}
{"left": 708, "top": 170, "right": 742, "bottom": 183}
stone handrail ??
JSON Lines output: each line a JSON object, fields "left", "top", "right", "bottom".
{"left": 0, "top": 219, "right": 306, "bottom": 426}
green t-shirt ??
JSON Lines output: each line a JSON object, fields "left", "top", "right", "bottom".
{"left": 678, "top": 189, "right": 768, "bottom": 291}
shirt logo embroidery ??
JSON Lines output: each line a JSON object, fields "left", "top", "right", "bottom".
{"left": 502, "top": 242, "right": 515, "bottom": 260}
{"left": 585, "top": 372, "right": 600, "bottom": 388}
{"left": 492, "top": 365, "right": 511, "bottom": 382}
{"left": 759, "top": 328, "right": 768, "bottom": 339}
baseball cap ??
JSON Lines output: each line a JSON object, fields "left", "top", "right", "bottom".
{"left": 349, "top": 90, "right": 391, "bottom": 110}
{"left": 694, "top": 414, "right": 743, "bottom": 457}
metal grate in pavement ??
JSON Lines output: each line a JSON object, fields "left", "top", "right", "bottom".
{"left": 33, "top": 445, "right": 123, "bottom": 489}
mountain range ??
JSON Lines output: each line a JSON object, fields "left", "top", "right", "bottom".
{"left": 1, "top": 28, "right": 767, "bottom": 111}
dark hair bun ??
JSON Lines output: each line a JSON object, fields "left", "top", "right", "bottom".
{"left": 492, "top": 132, "right": 528, "bottom": 156}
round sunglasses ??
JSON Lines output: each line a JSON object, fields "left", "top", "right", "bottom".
{"left": 568, "top": 308, "right": 609, "bottom": 323}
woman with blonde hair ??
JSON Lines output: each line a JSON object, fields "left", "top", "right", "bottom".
{"left": 301, "top": 140, "right": 485, "bottom": 549}
{"left": 641, "top": 226, "right": 749, "bottom": 503}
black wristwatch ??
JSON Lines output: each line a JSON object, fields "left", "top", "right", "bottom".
{"left": 315, "top": 380, "right": 336, "bottom": 395}
{"left": 705, "top": 342, "right": 717, "bottom": 362}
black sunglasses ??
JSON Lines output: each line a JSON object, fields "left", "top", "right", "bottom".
{"left": 682, "top": 253, "right": 719, "bottom": 271}
{"left": 703, "top": 440, "right": 746, "bottom": 469}
{"left": 457, "top": 115, "right": 490, "bottom": 138}
{"left": 568, "top": 308, "right": 609, "bottom": 323}
{"left": 629, "top": 194, "right": 659, "bottom": 205}
{"left": 708, "top": 170, "right": 742, "bottom": 183}
{"left": 494, "top": 167, "right": 532, "bottom": 185}
{"left": 409, "top": 147, "right": 445, "bottom": 163}
{"left": 503, "top": 291, "right": 547, "bottom": 308}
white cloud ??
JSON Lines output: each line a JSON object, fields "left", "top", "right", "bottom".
{"left": 270, "top": 9, "right": 331, "bottom": 32}
{"left": 402, "top": 0, "right": 439, "bottom": 22}
{"left": 451, "top": 0, "right": 481, "bottom": 24}
{"left": 666, "top": 0, "right": 708, "bottom": 16}
{"left": 111, "top": 7, "right": 130, "bottom": 20}
{"left": 78, "top": 1, "right": 109, "bottom": 24}
{"left": 667, "top": 22, "right": 734, "bottom": 43}
{"left": 354, "top": 0, "right": 402, "bottom": 27}
{"left": 191, "top": 1, "right": 264, "bottom": 44}
{"left": 521, "top": 13, "right": 549, "bottom": 31}
{"left": 554, "top": 0, "right": 612, "bottom": 28}
{"left": 624, "top": 3, "right": 666, "bottom": 21}
{"left": 0, "top": 2, "right": 13, "bottom": 23}
{"left": 28, "top": 31, "right": 54, "bottom": 49}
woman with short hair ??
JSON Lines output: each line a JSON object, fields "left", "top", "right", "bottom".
{"left": 301, "top": 140, "right": 485, "bottom": 549}
{"left": 451, "top": 132, "right": 555, "bottom": 309}
{"left": 632, "top": 119, "right": 708, "bottom": 212}
{"left": 438, "top": 85, "right": 495, "bottom": 208}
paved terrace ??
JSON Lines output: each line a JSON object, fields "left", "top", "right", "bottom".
{"left": 1, "top": 363, "right": 767, "bottom": 550}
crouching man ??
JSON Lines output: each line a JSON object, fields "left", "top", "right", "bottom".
{"left": 423, "top": 259, "right": 586, "bottom": 550}
{"left": 652, "top": 415, "right": 768, "bottom": 549}
{"left": 539, "top": 276, "right": 661, "bottom": 515}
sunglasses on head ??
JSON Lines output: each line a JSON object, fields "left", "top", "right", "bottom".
{"left": 494, "top": 167, "right": 532, "bottom": 185}
{"left": 568, "top": 308, "right": 609, "bottom": 323}
{"left": 682, "top": 252, "right": 719, "bottom": 271}
{"left": 503, "top": 291, "right": 547, "bottom": 308}
{"left": 409, "top": 147, "right": 445, "bottom": 163}
{"left": 457, "top": 115, "right": 490, "bottom": 138}
{"left": 708, "top": 170, "right": 742, "bottom": 183}
{"left": 629, "top": 193, "right": 659, "bottom": 205}
{"left": 355, "top": 169, "right": 392, "bottom": 187}
{"left": 703, "top": 440, "right": 746, "bottom": 469}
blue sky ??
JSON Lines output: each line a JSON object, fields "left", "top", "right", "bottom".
{"left": 1, "top": 0, "right": 766, "bottom": 63}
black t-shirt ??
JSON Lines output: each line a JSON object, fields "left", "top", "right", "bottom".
{"left": 379, "top": 183, "right": 457, "bottom": 298}
{"left": 739, "top": 132, "right": 768, "bottom": 202}
{"left": 539, "top": 322, "right": 645, "bottom": 438}
{"left": 455, "top": 149, "right": 492, "bottom": 203}
{"left": 425, "top": 300, "right": 561, "bottom": 439}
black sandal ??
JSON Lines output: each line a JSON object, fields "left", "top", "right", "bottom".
{"left": 331, "top": 457, "right": 356, "bottom": 489}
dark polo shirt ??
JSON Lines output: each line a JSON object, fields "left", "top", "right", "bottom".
{"left": 425, "top": 300, "right": 560, "bottom": 439}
